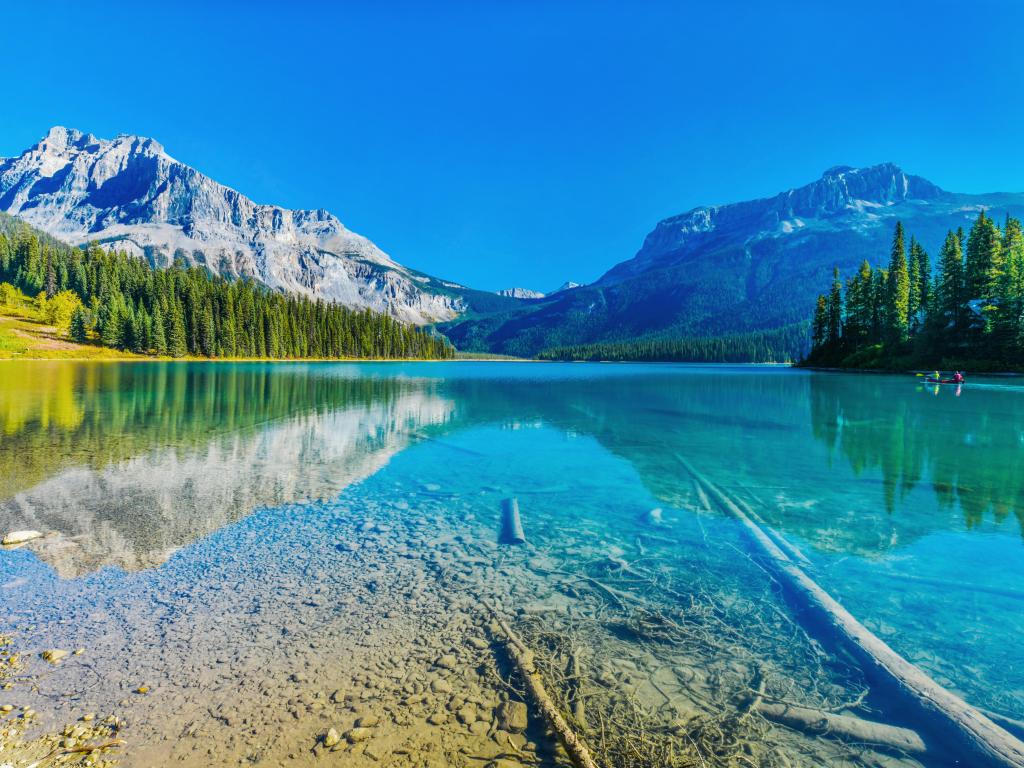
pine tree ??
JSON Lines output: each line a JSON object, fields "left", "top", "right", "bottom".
{"left": 908, "top": 236, "right": 921, "bottom": 323}
{"left": 811, "top": 295, "right": 828, "bottom": 350}
{"left": 201, "top": 302, "right": 216, "bottom": 357}
{"left": 965, "top": 210, "right": 1003, "bottom": 300}
{"left": 844, "top": 261, "right": 873, "bottom": 344}
{"left": 152, "top": 303, "right": 167, "bottom": 355}
{"left": 885, "top": 222, "right": 910, "bottom": 342}
{"left": 69, "top": 307, "right": 89, "bottom": 343}
{"left": 915, "top": 240, "right": 931, "bottom": 322}
{"left": 168, "top": 298, "right": 188, "bottom": 358}
{"left": 937, "top": 230, "right": 965, "bottom": 333}
{"left": 826, "top": 267, "right": 843, "bottom": 345}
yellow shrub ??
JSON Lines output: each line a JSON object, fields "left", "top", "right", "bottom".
{"left": 0, "top": 283, "right": 27, "bottom": 308}
{"left": 42, "top": 290, "right": 84, "bottom": 334}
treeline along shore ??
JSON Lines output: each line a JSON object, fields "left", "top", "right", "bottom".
{"left": 805, "top": 211, "right": 1024, "bottom": 372}
{"left": 0, "top": 214, "right": 453, "bottom": 361}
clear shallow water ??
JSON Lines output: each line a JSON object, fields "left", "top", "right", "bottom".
{"left": 1, "top": 361, "right": 1022, "bottom": 766}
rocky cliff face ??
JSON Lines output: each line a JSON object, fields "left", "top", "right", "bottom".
{"left": 496, "top": 287, "right": 545, "bottom": 299}
{"left": 0, "top": 127, "right": 463, "bottom": 324}
{"left": 598, "top": 163, "right": 947, "bottom": 285}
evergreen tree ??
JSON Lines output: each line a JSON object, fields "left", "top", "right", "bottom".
{"left": 844, "top": 261, "right": 873, "bottom": 344}
{"left": 908, "top": 236, "right": 921, "bottom": 322}
{"left": 937, "top": 229, "right": 965, "bottom": 333}
{"left": 826, "top": 267, "right": 843, "bottom": 345}
{"left": 915, "top": 240, "right": 931, "bottom": 322}
{"left": 69, "top": 306, "right": 88, "bottom": 343}
{"left": 965, "top": 210, "right": 1003, "bottom": 300}
{"left": 885, "top": 222, "right": 910, "bottom": 343}
{"left": 151, "top": 303, "right": 167, "bottom": 355}
{"left": 168, "top": 297, "right": 188, "bottom": 358}
{"left": 811, "top": 294, "right": 827, "bottom": 350}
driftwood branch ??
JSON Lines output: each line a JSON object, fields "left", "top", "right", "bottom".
{"left": 678, "top": 454, "right": 1024, "bottom": 768}
{"left": 483, "top": 600, "right": 600, "bottom": 768}
{"left": 756, "top": 701, "right": 927, "bottom": 754}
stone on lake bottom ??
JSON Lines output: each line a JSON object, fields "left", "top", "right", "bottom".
{"left": 2, "top": 530, "right": 43, "bottom": 546}
{"left": 323, "top": 728, "right": 341, "bottom": 747}
{"left": 497, "top": 700, "right": 528, "bottom": 732}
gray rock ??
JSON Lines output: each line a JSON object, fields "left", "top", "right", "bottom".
{"left": 497, "top": 701, "right": 528, "bottom": 732}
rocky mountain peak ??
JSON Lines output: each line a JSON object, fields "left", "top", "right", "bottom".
{"left": 0, "top": 127, "right": 465, "bottom": 324}
{"left": 603, "top": 163, "right": 948, "bottom": 284}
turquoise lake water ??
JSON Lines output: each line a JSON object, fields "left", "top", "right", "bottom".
{"left": 1, "top": 361, "right": 1022, "bottom": 767}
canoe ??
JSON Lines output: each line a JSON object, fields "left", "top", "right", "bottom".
{"left": 925, "top": 378, "right": 961, "bottom": 385}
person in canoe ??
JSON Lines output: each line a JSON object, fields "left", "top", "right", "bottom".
{"left": 953, "top": 371, "right": 964, "bottom": 383}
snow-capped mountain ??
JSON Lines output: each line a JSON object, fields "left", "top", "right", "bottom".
{"left": 442, "top": 163, "right": 1024, "bottom": 356}
{"left": 0, "top": 127, "right": 463, "bottom": 324}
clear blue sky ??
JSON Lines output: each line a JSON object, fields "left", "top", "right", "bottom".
{"left": 2, "top": 0, "right": 1023, "bottom": 291}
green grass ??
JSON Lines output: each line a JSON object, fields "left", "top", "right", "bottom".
{"left": 0, "top": 306, "right": 140, "bottom": 360}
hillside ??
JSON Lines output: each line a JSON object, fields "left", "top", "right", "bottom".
{"left": 441, "top": 164, "right": 1024, "bottom": 357}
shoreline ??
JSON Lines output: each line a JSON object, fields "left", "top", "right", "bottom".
{"left": 801, "top": 365, "right": 1024, "bottom": 378}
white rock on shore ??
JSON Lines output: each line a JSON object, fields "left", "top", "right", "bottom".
{"left": 2, "top": 530, "right": 43, "bottom": 546}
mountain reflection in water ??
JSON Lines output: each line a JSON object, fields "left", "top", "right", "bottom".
{"left": 1, "top": 362, "right": 1022, "bottom": 581}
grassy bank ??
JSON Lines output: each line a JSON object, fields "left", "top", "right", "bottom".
{"left": 0, "top": 306, "right": 141, "bottom": 360}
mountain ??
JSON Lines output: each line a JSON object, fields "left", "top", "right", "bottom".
{"left": 0, "top": 127, "right": 505, "bottom": 324}
{"left": 497, "top": 287, "right": 545, "bottom": 299}
{"left": 440, "top": 163, "right": 1024, "bottom": 357}
{"left": 552, "top": 281, "right": 581, "bottom": 293}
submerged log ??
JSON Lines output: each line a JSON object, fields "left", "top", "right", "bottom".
{"left": 678, "top": 455, "right": 1024, "bottom": 768}
{"left": 757, "top": 702, "right": 928, "bottom": 755}
{"left": 483, "top": 601, "right": 600, "bottom": 768}
{"left": 500, "top": 497, "right": 527, "bottom": 545}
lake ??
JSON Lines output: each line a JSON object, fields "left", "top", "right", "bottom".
{"left": 1, "top": 361, "right": 1022, "bottom": 768}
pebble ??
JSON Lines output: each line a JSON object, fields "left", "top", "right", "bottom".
{"left": 81, "top": 713, "right": 95, "bottom": 722}
{"left": 1, "top": 704, "right": 13, "bottom": 712}
{"left": 323, "top": 727, "right": 341, "bottom": 747}
{"left": 427, "top": 711, "right": 448, "bottom": 726}
{"left": 468, "top": 720, "right": 489, "bottom": 736}
{"left": 135, "top": 685, "right": 150, "bottom": 694}
{"left": 467, "top": 637, "right": 489, "bottom": 651}
{"left": 430, "top": 678, "right": 452, "bottom": 694}
{"left": 355, "top": 714, "right": 379, "bottom": 727}
{"left": 345, "top": 726, "right": 373, "bottom": 742}
{"left": 41, "top": 649, "right": 69, "bottom": 664}
{"left": 435, "top": 654, "right": 457, "bottom": 670}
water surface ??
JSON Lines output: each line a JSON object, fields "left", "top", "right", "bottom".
{"left": 1, "top": 361, "right": 1021, "bottom": 767}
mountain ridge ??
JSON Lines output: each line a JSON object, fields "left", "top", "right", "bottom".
{"left": 441, "top": 163, "right": 1024, "bottom": 357}
{"left": 0, "top": 127, "right": 469, "bottom": 324}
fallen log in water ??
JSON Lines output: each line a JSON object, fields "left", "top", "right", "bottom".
{"left": 677, "top": 455, "right": 1024, "bottom": 768}
{"left": 500, "top": 497, "right": 527, "bottom": 545}
{"left": 483, "top": 600, "right": 600, "bottom": 768}
{"left": 756, "top": 701, "right": 928, "bottom": 755}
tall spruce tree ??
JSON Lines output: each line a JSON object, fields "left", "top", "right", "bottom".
{"left": 885, "top": 222, "right": 910, "bottom": 342}
{"left": 826, "top": 267, "right": 843, "bottom": 344}
{"left": 937, "top": 229, "right": 965, "bottom": 333}
{"left": 965, "top": 210, "right": 1003, "bottom": 301}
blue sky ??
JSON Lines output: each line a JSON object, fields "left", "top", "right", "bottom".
{"left": 2, "top": 0, "right": 1023, "bottom": 291}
